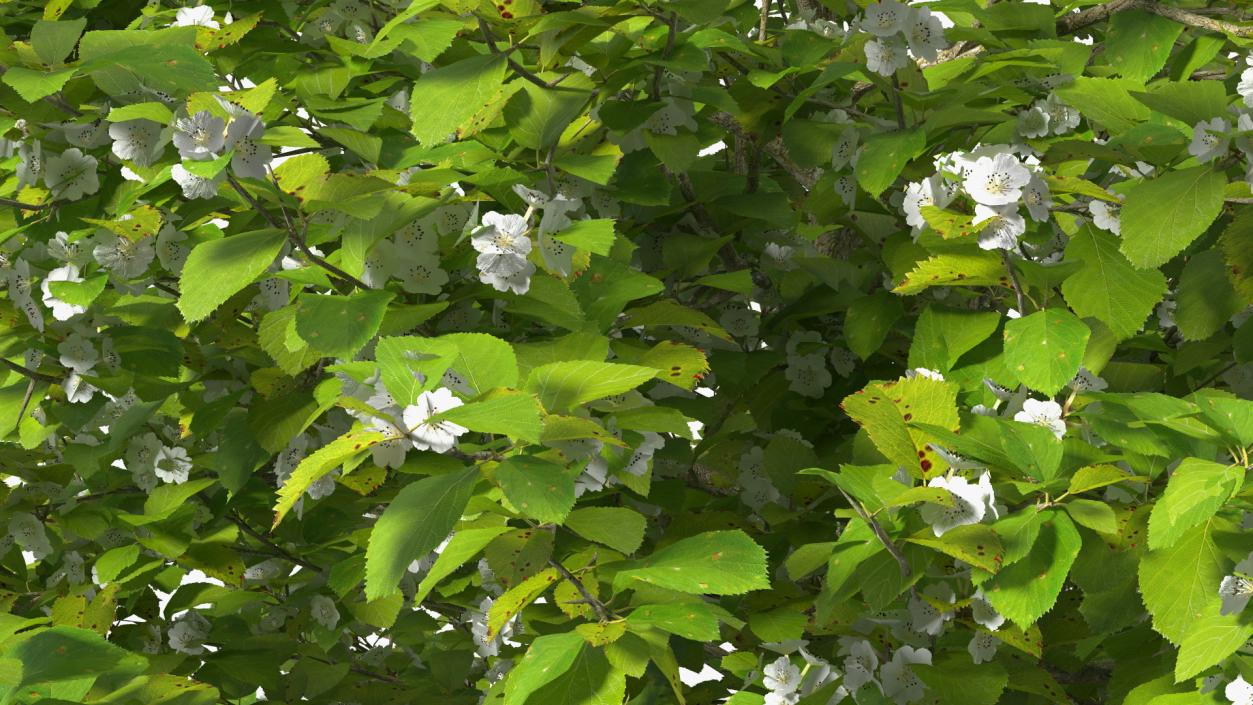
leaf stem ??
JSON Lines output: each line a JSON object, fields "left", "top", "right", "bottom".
{"left": 548, "top": 558, "right": 613, "bottom": 621}
{"left": 836, "top": 487, "right": 911, "bottom": 578}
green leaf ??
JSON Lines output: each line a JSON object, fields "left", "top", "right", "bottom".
{"left": 272, "top": 429, "right": 386, "bottom": 528}
{"left": 80, "top": 43, "right": 217, "bottom": 97}
{"left": 1175, "top": 612, "right": 1253, "bottom": 681}
{"left": 1067, "top": 464, "right": 1139, "bottom": 495}
{"left": 1176, "top": 250, "right": 1241, "bottom": 341}
{"left": 409, "top": 54, "right": 507, "bottom": 145}
{"left": 564, "top": 507, "right": 647, "bottom": 555}
{"left": 613, "top": 530, "right": 768, "bottom": 595}
{"left": 893, "top": 251, "right": 1008, "bottom": 295}
{"left": 47, "top": 274, "right": 107, "bottom": 308}
{"left": 628, "top": 603, "right": 722, "bottom": 642}
{"left": 258, "top": 306, "right": 321, "bottom": 376}
{"left": 414, "top": 526, "right": 511, "bottom": 606}
{"left": 504, "top": 79, "right": 592, "bottom": 150}
{"left": 31, "top": 18, "right": 87, "bottom": 64}
{"left": 177, "top": 229, "right": 286, "bottom": 323}
{"left": 845, "top": 291, "right": 905, "bottom": 360}
{"left": 908, "top": 305, "right": 1000, "bottom": 372}
{"left": 364, "top": 467, "right": 479, "bottom": 601}
{"left": 495, "top": 456, "right": 575, "bottom": 524}
{"left": 551, "top": 219, "right": 616, "bottom": 256}
{"left": 8, "top": 626, "right": 145, "bottom": 687}
{"left": 1061, "top": 227, "right": 1167, "bottom": 340}
{"left": 1132, "top": 80, "right": 1229, "bottom": 126}
{"left": 106, "top": 101, "right": 175, "bottom": 124}
{"left": 1147, "top": 459, "right": 1243, "bottom": 551}
{"left": 915, "top": 655, "right": 1008, "bottom": 705}
{"left": 525, "top": 360, "right": 658, "bottom": 412}
{"left": 504, "top": 632, "right": 587, "bottom": 705}
{"left": 488, "top": 567, "right": 560, "bottom": 640}
{"left": 1106, "top": 11, "right": 1184, "bottom": 83}
{"left": 1120, "top": 167, "right": 1226, "bottom": 269}
{"left": 1139, "top": 518, "right": 1229, "bottom": 644}
{"left": 842, "top": 376, "right": 959, "bottom": 478}
{"left": 294, "top": 290, "right": 395, "bottom": 359}
{"left": 435, "top": 390, "right": 542, "bottom": 443}
{"left": 2, "top": 66, "right": 77, "bottom": 102}
{"left": 1055, "top": 77, "right": 1151, "bottom": 133}
{"left": 855, "top": 128, "right": 925, "bottom": 198}
{"left": 908, "top": 524, "right": 1004, "bottom": 573}
{"left": 919, "top": 206, "right": 979, "bottom": 240}
{"left": 527, "top": 641, "right": 625, "bottom": 705}
{"left": 1003, "top": 309, "right": 1090, "bottom": 396}
{"left": 980, "top": 510, "right": 1081, "bottom": 627}
{"left": 1063, "top": 498, "right": 1118, "bottom": 534}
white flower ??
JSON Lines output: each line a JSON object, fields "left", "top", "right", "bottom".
{"left": 126, "top": 432, "right": 162, "bottom": 491}
{"left": 1013, "top": 398, "right": 1066, "bottom": 439}
{"left": 720, "top": 305, "right": 760, "bottom": 338}
{"left": 371, "top": 438, "right": 409, "bottom": 469}
{"left": 175, "top": 5, "right": 220, "bottom": 28}
{"left": 309, "top": 595, "right": 340, "bottom": 629}
{"left": 1089, "top": 199, "right": 1121, "bottom": 235}
{"left": 8, "top": 513, "right": 52, "bottom": 559}
{"left": 973, "top": 203, "right": 1025, "bottom": 251}
{"left": 17, "top": 141, "right": 42, "bottom": 189}
{"left": 865, "top": 37, "right": 910, "bottom": 76}
{"left": 154, "top": 445, "right": 192, "bottom": 484}
{"left": 156, "top": 223, "right": 190, "bottom": 273}
{"left": 48, "top": 231, "right": 92, "bottom": 266}
{"left": 94, "top": 233, "right": 155, "bottom": 278}
{"left": 1022, "top": 173, "right": 1052, "bottom": 222}
{"left": 472, "top": 212, "right": 535, "bottom": 295}
{"left": 171, "top": 163, "right": 224, "bottom": 199}
{"left": 1017, "top": 106, "right": 1051, "bottom": 139}
{"left": 904, "top": 7, "right": 946, "bottom": 62}
{"left": 44, "top": 148, "right": 99, "bottom": 200}
{"left": 64, "top": 119, "right": 111, "bottom": 149}
{"left": 109, "top": 120, "right": 166, "bottom": 167}
{"left": 902, "top": 175, "right": 954, "bottom": 232}
{"left": 224, "top": 107, "right": 270, "bottom": 179}
{"left": 40, "top": 264, "right": 87, "bottom": 320}
{"left": 831, "top": 127, "right": 859, "bottom": 170}
{"left": 58, "top": 334, "right": 98, "bottom": 374}
{"left": 908, "top": 584, "right": 954, "bottom": 635}
{"left": 861, "top": 0, "right": 909, "bottom": 36}
{"left": 168, "top": 612, "right": 211, "bottom": 655}
{"left": 173, "top": 111, "right": 226, "bottom": 160}
{"left": 785, "top": 353, "right": 831, "bottom": 398}
{"left": 739, "top": 449, "right": 782, "bottom": 510}
{"left": 63, "top": 370, "right": 97, "bottom": 404}
{"left": 1069, "top": 366, "right": 1107, "bottom": 392}
{"left": 764, "top": 656, "right": 802, "bottom": 704}
{"left": 1188, "top": 117, "right": 1230, "bottom": 163}
{"left": 402, "top": 388, "right": 468, "bottom": 453}
{"left": 623, "top": 432, "right": 664, "bottom": 476}
{"left": 1227, "top": 676, "right": 1253, "bottom": 705}
{"left": 1040, "top": 94, "right": 1080, "bottom": 135}
{"left": 970, "top": 588, "right": 1005, "bottom": 631}
{"left": 1219, "top": 552, "right": 1253, "bottom": 616}
{"left": 834, "top": 173, "right": 857, "bottom": 208}
{"left": 919, "top": 471, "right": 997, "bottom": 536}
{"left": 880, "top": 646, "right": 931, "bottom": 705}
{"left": 839, "top": 638, "right": 879, "bottom": 692}
{"left": 963, "top": 153, "right": 1031, "bottom": 206}
{"left": 1240, "top": 60, "right": 1253, "bottom": 108}
{"left": 906, "top": 367, "right": 944, "bottom": 381}
{"left": 968, "top": 632, "right": 999, "bottom": 664}
{"left": 393, "top": 252, "right": 450, "bottom": 295}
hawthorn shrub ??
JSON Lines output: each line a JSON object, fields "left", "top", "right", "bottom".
{"left": 0, "top": 0, "right": 1251, "bottom": 703}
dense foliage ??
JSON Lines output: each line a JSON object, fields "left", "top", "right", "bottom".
{"left": 0, "top": 0, "right": 1251, "bottom": 703}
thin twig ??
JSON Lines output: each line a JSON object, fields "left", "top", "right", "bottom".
{"left": 226, "top": 173, "right": 370, "bottom": 290}
{"left": 0, "top": 357, "right": 61, "bottom": 384}
{"left": 1001, "top": 251, "right": 1026, "bottom": 314}
{"left": 890, "top": 76, "right": 906, "bottom": 130}
{"left": 0, "top": 196, "right": 53, "bottom": 211}
{"left": 228, "top": 512, "right": 322, "bottom": 572}
{"left": 477, "top": 18, "right": 568, "bottom": 90}
{"left": 651, "top": 12, "right": 678, "bottom": 101}
{"left": 836, "top": 487, "right": 911, "bottom": 578}
{"left": 548, "top": 559, "right": 612, "bottom": 621}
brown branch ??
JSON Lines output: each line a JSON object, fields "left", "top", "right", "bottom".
{"left": 477, "top": 18, "right": 569, "bottom": 90}
{"left": 0, "top": 357, "right": 61, "bottom": 384}
{"left": 836, "top": 487, "right": 911, "bottom": 578}
{"left": 226, "top": 173, "right": 370, "bottom": 290}
{"left": 0, "top": 197, "right": 54, "bottom": 211}
{"left": 1058, "top": 0, "right": 1253, "bottom": 37}
{"left": 228, "top": 512, "right": 322, "bottom": 572}
{"left": 548, "top": 558, "right": 613, "bottom": 622}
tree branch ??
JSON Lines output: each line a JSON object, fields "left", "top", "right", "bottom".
{"left": 0, "top": 197, "right": 54, "bottom": 211}
{"left": 1002, "top": 250, "right": 1026, "bottom": 314}
{"left": 226, "top": 173, "right": 371, "bottom": 290}
{"left": 836, "top": 487, "right": 911, "bottom": 578}
{"left": 1057, "top": 0, "right": 1253, "bottom": 37}
{"left": 548, "top": 558, "right": 613, "bottom": 622}
{"left": 228, "top": 512, "right": 322, "bottom": 572}
{"left": 0, "top": 357, "right": 61, "bottom": 384}
{"left": 477, "top": 18, "right": 569, "bottom": 90}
